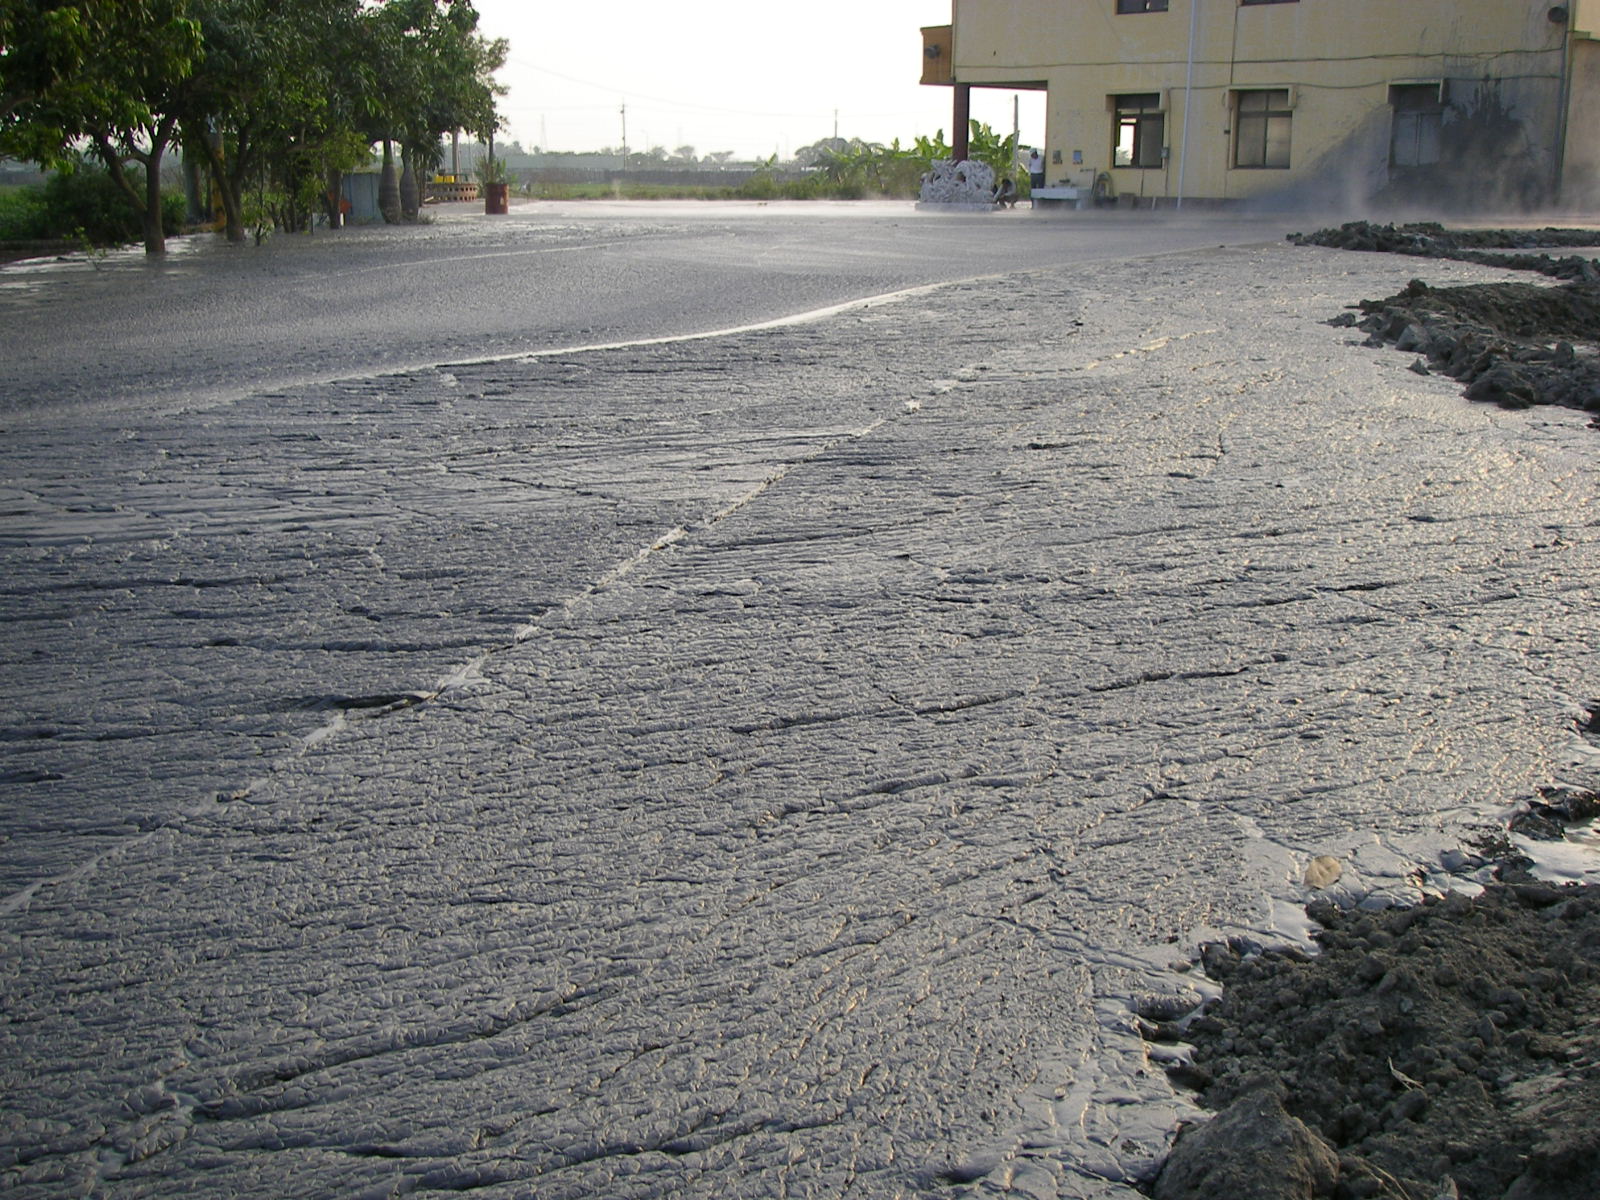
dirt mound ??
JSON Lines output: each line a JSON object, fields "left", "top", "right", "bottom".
{"left": 1150, "top": 883, "right": 1600, "bottom": 1200}
{"left": 1292, "top": 222, "right": 1600, "bottom": 262}
{"left": 1294, "top": 223, "right": 1600, "bottom": 420}
{"left": 1335, "top": 278, "right": 1600, "bottom": 415}
{"left": 1371, "top": 279, "right": 1600, "bottom": 342}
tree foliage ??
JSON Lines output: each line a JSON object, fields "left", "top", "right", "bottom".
{"left": 181, "top": 0, "right": 370, "bottom": 240}
{"left": 365, "top": 0, "right": 504, "bottom": 220}
{"left": 0, "top": 0, "right": 505, "bottom": 252}
{"left": 2, "top": 1, "right": 194, "bottom": 142}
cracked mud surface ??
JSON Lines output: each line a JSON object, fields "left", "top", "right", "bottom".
{"left": 1150, "top": 227, "right": 1600, "bottom": 1200}
{"left": 3, "top": 222, "right": 1599, "bottom": 1199}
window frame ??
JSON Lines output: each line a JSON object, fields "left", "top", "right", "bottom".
{"left": 1112, "top": 93, "right": 1166, "bottom": 169}
{"left": 1389, "top": 83, "right": 1445, "bottom": 168}
{"left": 1232, "top": 88, "right": 1293, "bottom": 169}
{"left": 1116, "top": 0, "right": 1169, "bottom": 13}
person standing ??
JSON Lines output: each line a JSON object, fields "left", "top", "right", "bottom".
{"left": 1027, "top": 148, "right": 1046, "bottom": 190}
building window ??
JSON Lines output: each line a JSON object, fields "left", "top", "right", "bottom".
{"left": 1113, "top": 94, "right": 1165, "bottom": 168}
{"left": 1117, "top": 0, "right": 1168, "bottom": 12}
{"left": 1240, "top": 1, "right": 1298, "bottom": 6}
{"left": 1234, "top": 89, "right": 1292, "bottom": 168}
{"left": 1390, "top": 84, "right": 1443, "bottom": 167}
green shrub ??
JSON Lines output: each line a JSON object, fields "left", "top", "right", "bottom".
{"left": 47, "top": 168, "right": 138, "bottom": 243}
{"left": 735, "top": 173, "right": 780, "bottom": 200}
{"left": 0, "top": 165, "right": 189, "bottom": 246}
{"left": 0, "top": 187, "right": 51, "bottom": 240}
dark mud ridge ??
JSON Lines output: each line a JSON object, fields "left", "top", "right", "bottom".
{"left": 1292, "top": 223, "right": 1600, "bottom": 424}
{"left": 1145, "top": 784, "right": 1600, "bottom": 1200}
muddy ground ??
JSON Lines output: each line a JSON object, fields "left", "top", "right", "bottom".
{"left": 1149, "top": 230, "right": 1600, "bottom": 1200}
{"left": 4, "top": 215, "right": 1594, "bottom": 1200}
{"left": 1293, "top": 222, "right": 1600, "bottom": 422}
{"left": 1151, "top": 876, "right": 1600, "bottom": 1200}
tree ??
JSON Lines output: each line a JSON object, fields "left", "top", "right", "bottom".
{"left": 1, "top": 0, "right": 202, "bottom": 254}
{"left": 364, "top": 0, "right": 504, "bottom": 222}
{"left": 964, "top": 120, "right": 1020, "bottom": 188}
{"left": 4, "top": 0, "right": 507, "bottom": 248}
{"left": 794, "top": 136, "right": 847, "bottom": 168}
{"left": 626, "top": 144, "right": 666, "bottom": 170}
{"left": 179, "top": 0, "right": 369, "bottom": 241}
{"left": 804, "top": 136, "right": 923, "bottom": 197}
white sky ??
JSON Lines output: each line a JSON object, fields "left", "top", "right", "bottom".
{"left": 469, "top": 0, "right": 1045, "bottom": 160}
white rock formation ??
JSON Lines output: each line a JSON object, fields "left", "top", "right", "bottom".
{"left": 918, "top": 158, "right": 996, "bottom": 207}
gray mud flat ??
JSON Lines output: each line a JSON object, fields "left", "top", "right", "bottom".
{"left": 2, "top": 237, "right": 1598, "bottom": 1199}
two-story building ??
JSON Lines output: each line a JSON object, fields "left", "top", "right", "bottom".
{"left": 922, "top": 0, "right": 1600, "bottom": 209}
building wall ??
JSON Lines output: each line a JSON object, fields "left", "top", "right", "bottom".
{"left": 947, "top": 0, "right": 1591, "bottom": 208}
{"left": 1562, "top": 15, "right": 1600, "bottom": 203}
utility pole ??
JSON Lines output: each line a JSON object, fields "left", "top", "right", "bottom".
{"left": 1178, "top": 0, "right": 1199, "bottom": 209}
{"left": 620, "top": 103, "right": 628, "bottom": 171}
{"left": 1013, "top": 94, "right": 1020, "bottom": 168}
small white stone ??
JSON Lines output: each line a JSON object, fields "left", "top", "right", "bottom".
{"left": 1304, "top": 856, "right": 1343, "bottom": 890}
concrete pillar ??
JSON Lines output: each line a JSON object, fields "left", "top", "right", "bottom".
{"left": 954, "top": 84, "right": 972, "bottom": 161}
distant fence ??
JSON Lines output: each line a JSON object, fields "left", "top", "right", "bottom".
{"left": 517, "top": 168, "right": 805, "bottom": 188}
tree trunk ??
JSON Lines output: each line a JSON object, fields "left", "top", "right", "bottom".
{"left": 141, "top": 147, "right": 166, "bottom": 255}
{"left": 325, "top": 167, "right": 344, "bottom": 229}
{"left": 210, "top": 126, "right": 247, "bottom": 244}
{"left": 184, "top": 152, "right": 206, "bottom": 225}
{"left": 198, "top": 139, "right": 246, "bottom": 243}
{"left": 92, "top": 128, "right": 169, "bottom": 256}
{"left": 379, "top": 139, "right": 400, "bottom": 223}
{"left": 400, "top": 145, "right": 419, "bottom": 220}
{"left": 218, "top": 179, "right": 245, "bottom": 243}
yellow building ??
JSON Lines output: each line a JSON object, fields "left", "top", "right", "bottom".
{"left": 923, "top": 0, "right": 1600, "bottom": 209}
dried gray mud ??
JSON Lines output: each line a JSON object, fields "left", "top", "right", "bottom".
{"left": 2, "top": 233, "right": 1598, "bottom": 1199}
{"left": 1147, "top": 228, "right": 1600, "bottom": 1200}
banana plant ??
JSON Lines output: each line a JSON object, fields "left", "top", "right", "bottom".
{"left": 963, "top": 120, "right": 1021, "bottom": 186}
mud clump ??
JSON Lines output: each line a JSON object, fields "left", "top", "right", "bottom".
{"left": 1155, "top": 1087, "right": 1338, "bottom": 1200}
{"left": 1293, "top": 222, "right": 1600, "bottom": 422}
{"left": 1293, "top": 222, "right": 1600, "bottom": 262}
{"left": 1152, "top": 884, "right": 1600, "bottom": 1200}
{"left": 1345, "top": 278, "right": 1600, "bottom": 415}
